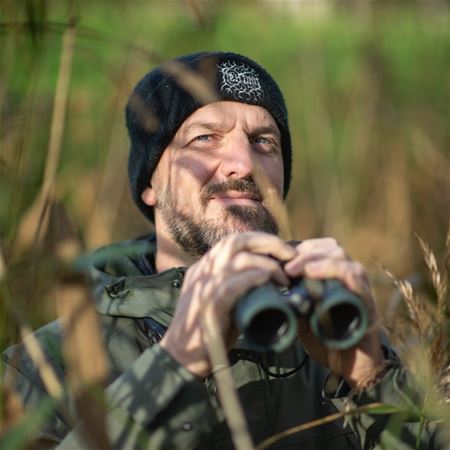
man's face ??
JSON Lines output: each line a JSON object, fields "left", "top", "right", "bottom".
{"left": 142, "top": 101, "right": 284, "bottom": 257}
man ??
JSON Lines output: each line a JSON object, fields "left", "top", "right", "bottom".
{"left": 2, "top": 52, "right": 440, "bottom": 449}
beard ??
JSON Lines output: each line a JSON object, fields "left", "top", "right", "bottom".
{"left": 156, "top": 178, "right": 279, "bottom": 258}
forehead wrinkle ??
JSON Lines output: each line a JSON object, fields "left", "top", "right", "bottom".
{"left": 173, "top": 102, "right": 280, "bottom": 142}
{"left": 182, "top": 120, "right": 231, "bottom": 135}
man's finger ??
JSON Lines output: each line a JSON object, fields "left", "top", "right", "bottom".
{"left": 300, "top": 259, "right": 371, "bottom": 300}
{"left": 208, "top": 232, "right": 296, "bottom": 271}
{"left": 284, "top": 246, "right": 347, "bottom": 276}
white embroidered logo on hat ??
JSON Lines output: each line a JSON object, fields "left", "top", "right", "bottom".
{"left": 218, "top": 61, "right": 264, "bottom": 103}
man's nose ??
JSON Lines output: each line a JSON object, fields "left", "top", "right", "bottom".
{"left": 219, "top": 135, "right": 255, "bottom": 179}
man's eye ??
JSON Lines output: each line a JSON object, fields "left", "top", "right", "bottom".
{"left": 195, "top": 135, "right": 211, "bottom": 142}
{"left": 253, "top": 136, "right": 271, "bottom": 145}
{"left": 251, "top": 136, "right": 279, "bottom": 153}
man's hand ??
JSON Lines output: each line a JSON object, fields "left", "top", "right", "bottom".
{"left": 283, "top": 238, "right": 385, "bottom": 389}
{"left": 160, "top": 232, "right": 296, "bottom": 378}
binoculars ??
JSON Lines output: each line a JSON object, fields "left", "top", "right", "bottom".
{"left": 235, "top": 278, "right": 368, "bottom": 353}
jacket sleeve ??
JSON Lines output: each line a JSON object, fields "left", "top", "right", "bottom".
{"left": 324, "top": 363, "right": 447, "bottom": 450}
{"left": 3, "top": 344, "right": 218, "bottom": 450}
{"left": 60, "top": 344, "right": 218, "bottom": 450}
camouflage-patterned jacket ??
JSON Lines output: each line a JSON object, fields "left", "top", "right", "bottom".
{"left": 2, "top": 236, "right": 442, "bottom": 449}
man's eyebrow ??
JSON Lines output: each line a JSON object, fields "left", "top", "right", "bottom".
{"left": 250, "top": 125, "right": 281, "bottom": 138}
{"left": 181, "top": 121, "right": 224, "bottom": 134}
{"left": 180, "top": 122, "right": 281, "bottom": 139}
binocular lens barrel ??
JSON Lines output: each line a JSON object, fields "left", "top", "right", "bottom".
{"left": 235, "top": 283, "right": 298, "bottom": 353}
{"left": 235, "top": 279, "right": 368, "bottom": 353}
{"left": 308, "top": 286, "right": 367, "bottom": 350}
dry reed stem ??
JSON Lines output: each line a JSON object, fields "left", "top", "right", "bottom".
{"left": 0, "top": 381, "right": 25, "bottom": 436}
{"left": 12, "top": 20, "right": 76, "bottom": 257}
{"left": 194, "top": 149, "right": 291, "bottom": 450}
{"left": 402, "top": 342, "right": 445, "bottom": 421}
{"left": 162, "top": 60, "right": 219, "bottom": 105}
{"left": 386, "top": 232, "right": 450, "bottom": 404}
{"left": 384, "top": 268, "right": 428, "bottom": 338}
{"left": 414, "top": 233, "right": 446, "bottom": 316}
{"left": 256, "top": 402, "right": 396, "bottom": 450}
{"left": 446, "top": 220, "right": 450, "bottom": 274}
{"left": 0, "top": 243, "right": 6, "bottom": 281}
{"left": 183, "top": 0, "right": 209, "bottom": 26}
{"left": 126, "top": 92, "right": 160, "bottom": 134}
{"left": 19, "top": 322, "right": 64, "bottom": 400}
{"left": 198, "top": 151, "right": 292, "bottom": 450}
{"left": 57, "top": 279, "right": 111, "bottom": 450}
{"left": 2, "top": 288, "right": 63, "bottom": 399}
{"left": 197, "top": 281, "right": 254, "bottom": 450}
{"left": 85, "top": 60, "right": 132, "bottom": 249}
{"left": 2, "top": 297, "right": 64, "bottom": 434}
{"left": 414, "top": 233, "right": 449, "bottom": 379}
{"left": 136, "top": 59, "right": 290, "bottom": 449}
{"left": 253, "top": 162, "right": 292, "bottom": 241}
{"left": 57, "top": 281, "right": 109, "bottom": 388}
{"left": 204, "top": 325, "right": 255, "bottom": 450}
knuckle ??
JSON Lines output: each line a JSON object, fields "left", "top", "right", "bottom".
{"left": 223, "top": 232, "right": 243, "bottom": 249}
{"left": 352, "top": 261, "right": 365, "bottom": 277}
{"left": 299, "top": 237, "right": 338, "bottom": 250}
{"left": 332, "top": 246, "right": 346, "bottom": 259}
{"left": 324, "top": 237, "right": 339, "bottom": 247}
{"left": 231, "top": 252, "right": 250, "bottom": 270}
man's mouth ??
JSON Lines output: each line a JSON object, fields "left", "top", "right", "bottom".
{"left": 210, "top": 190, "right": 262, "bottom": 204}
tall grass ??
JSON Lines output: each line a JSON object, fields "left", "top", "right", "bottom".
{"left": 1, "top": 1, "right": 449, "bottom": 448}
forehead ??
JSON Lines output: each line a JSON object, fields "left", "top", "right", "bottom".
{"left": 177, "top": 101, "right": 280, "bottom": 134}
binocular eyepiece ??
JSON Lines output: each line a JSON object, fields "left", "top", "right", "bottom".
{"left": 235, "top": 278, "right": 368, "bottom": 353}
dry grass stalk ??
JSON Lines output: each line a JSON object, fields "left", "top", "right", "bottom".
{"left": 2, "top": 297, "right": 63, "bottom": 438}
{"left": 12, "top": 20, "right": 76, "bottom": 257}
{"left": 57, "top": 279, "right": 109, "bottom": 387}
{"left": 196, "top": 161, "right": 292, "bottom": 450}
{"left": 162, "top": 59, "right": 219, "bottom": 105}
{"left": 415, "top": 233, "right": 447, "bottom": 315}
{"left": 445, "top": 220, "right": 450, "bottom": 274}
{"left": 19, "top": 322, "right": 64, "bottom": 400}
{"left": 127, "top": 60, "right": 290, "bottom": 448}
{"left": 85, "top": 61, "right": 132, "bottom": 249}
{"left": 203, "top": 326, "right": 255, "bottom": 450}
{"left": 0, "top": 381, "right": 25, "bottom": 437}
{"left": 195, "top": 153, "right": 292, "bottom": 450}
{"left": 57, "top": 277, "right": 111, "bottom": 450}
{"left": 126, "top": 92, "right": 160, "bottom": 135}
{"left": 183, "top": 0, "right": 210, "bottom": 26}
{"left": 198, "top": 282, "right": 255, "bottom": 450}
{"left": 256, "top": 402, "right": 396, "bottom": 450}
{"left": 384, "top": 268, "right": 428, "bottom": 338}
{"left": 2, "top": 286, "right": 63, "bottom": 399}
{"left": 386, "top": 232, "right": 450, "bottom": 408}
{"left": 401, "top": 341, "right": 450, "bottom": 431}
{"left": 415, "top": 233, "right": 449, "bottom": 382}
{"left": 0, "top": 243, "right": 6, "bottom": 281}
{"left": 253, "top": 161, "right": 292, "bottom": 242}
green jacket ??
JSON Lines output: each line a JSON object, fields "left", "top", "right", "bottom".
{"left": 2, "top": 236, "right": 443, "bottom": 449}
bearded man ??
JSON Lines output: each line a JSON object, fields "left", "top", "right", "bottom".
{"left": 2, "top": 52, "right": 441, "bottom": 450}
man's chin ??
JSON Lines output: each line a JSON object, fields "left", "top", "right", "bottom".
{"left": 220, "top": 204, "right": 279, "bottom": 235}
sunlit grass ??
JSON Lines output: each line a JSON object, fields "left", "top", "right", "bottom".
{"left": 1, "top": 1, "right": 449, "bottom": 448}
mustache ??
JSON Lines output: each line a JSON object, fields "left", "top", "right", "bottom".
{"left": 201, "top": 178, "right": 263, "bottom": 204}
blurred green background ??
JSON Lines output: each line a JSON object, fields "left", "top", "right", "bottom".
{"left": 1, "top": 0, "right": 449, "bottom": 349}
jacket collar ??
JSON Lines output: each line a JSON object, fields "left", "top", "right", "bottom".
{"left": 87, "top": 234, "right": 186, "bottom": 328}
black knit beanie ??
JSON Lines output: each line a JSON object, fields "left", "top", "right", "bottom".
{"left": 126, "top": 51, "right": 292, "bottom": 222}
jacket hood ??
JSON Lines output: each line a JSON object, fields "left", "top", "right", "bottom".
{"left": 83, "top": 235, "right": 186, "bottom": 328}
